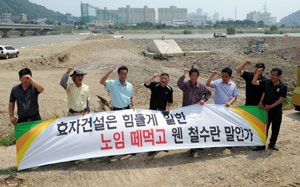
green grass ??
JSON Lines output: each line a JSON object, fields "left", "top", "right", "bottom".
{"left": 0, "top": 132, "right": 16, "bottom": 146}
{"left": 0, "top": 167, "right": 18, "bottom": 176}
{"left": 283, "top": 96, "right": 294, "bottom": 110}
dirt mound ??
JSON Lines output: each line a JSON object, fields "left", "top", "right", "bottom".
{"left": 265, "top": 46, "right": 300, "bottom": 62}
{"left": 0, "top": 38, "right": 138, "bottom": 72}
{"left": 85, "top": 34, "right": 114, "bottom": 40}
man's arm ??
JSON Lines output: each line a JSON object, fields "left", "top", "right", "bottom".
{"left": 26, "top": 75, "right": 44, "bottom": 93}
{"left": 225, "top": 96, "right": 237, "bottom": 107}
{"left": 200, "top": 85, "right": 212, "bottom": 105}
{"left": 83, "top": 87, "right": 91, "bottom": 115}
{"left": 177, "top": 68, "right": 189, "bottom": 90}
{"left": 100, "top": 68, "right": 114, "bottom": 87}
{"left": 145, "top": 73, "right": 159, "bottom": 87}
{"left": 259, "top": 92, "right": 265, "bottom": 109}
{"left": 251, "top": 68, "right": 263, "bottom": 86}
{"left": 236, "top": 60, "right": 251, "bottom": 76}
{"left": 9, "top": 102, "right": 17, "bottom": 125}
{"left": 131, "top": 97, "right": 136, "bottom": 110}
{"left": 264, "top": 97, "right": 285, "bottom": 111}
{"left": 60, "top": 67, "right": 73, "bottom": 89}
{"left": 165, "top": 102, "right": 172, "bottom": 111}
{"left": 206, "top": 71, "right": 217, "bottom": 87}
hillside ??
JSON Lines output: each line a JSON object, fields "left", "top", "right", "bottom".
{"left": 280, "top": 10, "right": 300, "bottom": 25}
{"left": 0, "top": 0, "right": 64, "bottom": 21}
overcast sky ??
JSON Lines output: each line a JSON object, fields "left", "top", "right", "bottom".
{"left": 29, "top": 0, "right": 299, "bottom": 21}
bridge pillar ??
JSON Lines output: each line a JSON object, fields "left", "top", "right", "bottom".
{"left": 33, "top": 30, "right": 40, "bottom": 36}
{"left": 1, "top": 30, "right": 10, "bottom": 38}
{"left": 20, "top": 30, "right": 27, "bottom": 37}
{"left": 40, "top": 30, "right": 49, "bottom": 35}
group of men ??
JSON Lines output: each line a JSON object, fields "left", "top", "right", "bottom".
{"left": 9, "top": 61, "right": 287, "bottom": 156}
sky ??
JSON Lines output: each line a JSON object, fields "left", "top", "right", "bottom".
{"left": 29, "top": 0, "right": 300, "bottom": 21}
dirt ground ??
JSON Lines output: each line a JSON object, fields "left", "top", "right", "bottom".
{"left": 1, "top": 110, "right": 300, "bottom": 186}
{"left": 0, "top": 35, "right": 300, "bottom": 186}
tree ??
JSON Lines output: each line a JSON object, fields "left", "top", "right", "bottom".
{"left": 206, "top": 21, "right": 214, "bottom": 28}
{"left": 257, "top": 21, "right": 265, "bottom": 28}
{"left": 226, "top": 25, "right": 236, "bottom": 35}
{"left": 270, "top": 25, "right": 278, "bottom": 33}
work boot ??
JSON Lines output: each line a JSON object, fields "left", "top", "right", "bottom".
{"left": 268, "top": 144, "right": 279, "bottom": 151}
{"left": 188, "top": 149, "right": 196, "bottom": 157}
{"left": 147, "top": 151, "right": 158, "bottom": 156}
{"left": 252, "top": 146, "right": 266, "bottom": 151}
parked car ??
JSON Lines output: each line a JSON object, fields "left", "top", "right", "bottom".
{"left": 213, "top": 32, "right": 227, "bottom": 38}
{"left": 0, "top": 45, "right": 19, "bottom": 59}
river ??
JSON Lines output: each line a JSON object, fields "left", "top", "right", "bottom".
{"left": 1, "top": 32, "right": 300, "bottom": 49}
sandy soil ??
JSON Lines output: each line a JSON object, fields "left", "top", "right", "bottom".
{"left": 0, "top": 35, "right": 300, "bottom": 186}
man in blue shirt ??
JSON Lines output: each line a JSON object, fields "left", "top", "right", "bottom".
{"left": 206, "top": 67, "right": 238, "bottom": 107}
{"left": 100, "top": 66, "right": 135, "bottom": 110}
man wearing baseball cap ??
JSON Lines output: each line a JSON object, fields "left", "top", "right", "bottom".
{"left": 60, "top": 67, "right": 90, "bottom": 116}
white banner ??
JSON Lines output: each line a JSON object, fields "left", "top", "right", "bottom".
{"left": 16, "top": 104, "right": 267, "bottom": 170}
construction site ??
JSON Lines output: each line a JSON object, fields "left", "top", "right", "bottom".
{"left": 0, "top": 33, "right": 300, "bottom": 186}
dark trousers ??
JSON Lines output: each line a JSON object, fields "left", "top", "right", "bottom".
{"left": 112, "top": 105, "right": 130, "bottom": 111}
{"left": 267, "top": 108, "right": 282, "bottom": 146}
{"left": 17, "top": 114, "right": 41, "bottom": 124}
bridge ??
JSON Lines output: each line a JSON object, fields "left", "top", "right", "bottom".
{"left": 0, "top": 23, "right": 55, "bottom": 38}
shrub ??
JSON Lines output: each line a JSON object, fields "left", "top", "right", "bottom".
{"left": 183, "top": 30, "right": 192, "bottom": 34}
{"left": 226, "top": 25, "right": 236, "bottom": 35}
{"left": 0, "top": 133, "right": 16, "bottom": 146}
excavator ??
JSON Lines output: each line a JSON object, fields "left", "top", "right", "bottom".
{"left": 292, "top": 66, "right": 300, "bottom": 111}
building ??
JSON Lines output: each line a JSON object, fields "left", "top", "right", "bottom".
{"left": 19, "top": 13, "right": 27, "bottom": 23}
{"left": 272, "top": 17, "right": 277, "bottom": 24}
{"left": 0, "top": 13, "right": 28, "bottom": 23}
{"left": 58, "top": 13, "right": 74, "bottom": 27}
{"left": 196, "top": 8, "right": 203, "bottom": 16}
{"left": 96, "top": 5, "right": 155, "bottom": 25}
{"left": 87, "top": 20, "right": 114, "bottom": 30}
{"left": 246, "top": 11, "right": 274, "bottom": 25}
{"left": 187, "top": 13, "right": 206, "bottom": 26}
{"left": 158, "top": 6, "right": 187, "bottom": 25}
{"left": 0, "top": 13, "right": 12, "bottom": 23}
{"left": 212, "top": 12, "right": 220, "bottom": 23}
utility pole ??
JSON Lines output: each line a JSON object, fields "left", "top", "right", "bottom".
{"left": 235, "top": 6, "right": 237, "bottom": 21}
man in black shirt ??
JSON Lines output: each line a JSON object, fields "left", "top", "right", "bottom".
{"left": 144, "top": 73, "right": 173, "bottom": 111}
{"left": 252, "top": 68, "right": 287, "bottom": 151}
{"left": 236, "top": 60, "right": 266, "bottom": 105}
{"left": 9, "top": 68, "right": 44, "bottom": 125}
{"left": 144, "top": 73, "right": 173, "bottom": 156}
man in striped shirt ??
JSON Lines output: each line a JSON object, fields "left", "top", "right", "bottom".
{"left": 177, "top": 68, "right": 211, "bottom": 107}
{"left": 177, "top": 67, "right": 211, "bottom": 157}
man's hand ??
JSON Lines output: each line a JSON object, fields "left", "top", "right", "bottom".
{"left": 183, "top": 68, "right": 189, "bottom": 76}
{"left": 153, "top": 73, "right": 159, "bottom": 79}
{"left": 24, "top": 74, "right": 32, "bottom": 82}
{"left": 225, "top": 102, "right": 231, "bottom": 107}
{"left": 68, "top": 66, "right": 74, "bottom": 73}
{"left": 199, "top": 100, "right": 205, "bottom": 105}
{"left": 264, "top": 105, "right": 272, "bottom": 111}
{"left": 256, "top": 68, "right": 263, "bottom": 75}
{"left": 259, "top": 102, "right": 264, "bottom": 109}
{"left": 245, "top": 60, "right": 251, "bottom": 66}
{"left": 132, "top": 105, "right": 136, "bottom": 111}
{"left": 211, "top": 71, "right": 217, "bottom": 76}
{"left": 108, "top": 68, "right": 114, "bottom": 74}
{"left": 10, "top": 116, "right": 17, "bottom": 126}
